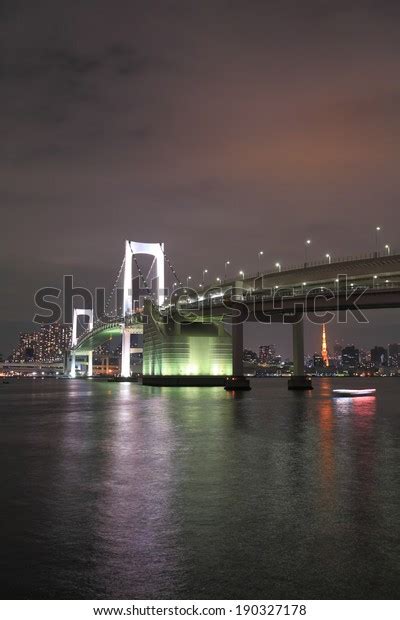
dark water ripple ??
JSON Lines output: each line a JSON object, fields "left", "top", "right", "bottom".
{"left": 0, "top": 378, "right": 399, "bottom": 599}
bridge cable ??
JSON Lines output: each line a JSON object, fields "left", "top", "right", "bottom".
{"left": 146, "top": 256, "right": 157, "bottom": 286}
{"left": 158, "top": 243, "right": 183, "bottom": 288}
{"left": 131, "top": 253, "right": 155, "bottom": 302}
{"left": 104, "top": 256, "right": 126, "bottom": 318}
{"left": 87, "top": 257, "right": 126, "bottom": 335}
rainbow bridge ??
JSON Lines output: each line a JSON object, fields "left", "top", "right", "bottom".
{"left": 68, "top": 241, "right": 400, "bottom": 389}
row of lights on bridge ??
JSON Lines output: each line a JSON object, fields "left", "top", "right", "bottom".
{"left": 171, "top": 227, "right": 391, "bottom": 290}
{"left": 172, "top": 275, "right": 393, "bottom": 296}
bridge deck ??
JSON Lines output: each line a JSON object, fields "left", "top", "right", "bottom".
{"left": 223, "top": 253, "right": 400, "bottom": 290}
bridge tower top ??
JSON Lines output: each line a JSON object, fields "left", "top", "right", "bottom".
{"left": 123, "top": 240, "right": 165, "bottom": 313}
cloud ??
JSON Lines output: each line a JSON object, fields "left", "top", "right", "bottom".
{"left": 1, "top": 0, "right": 400, "bottom": 354}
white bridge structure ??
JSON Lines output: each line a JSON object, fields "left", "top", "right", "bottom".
{"left": 69, "top": 240, "right": 164, "bottom": 379}
{"left": 68, "top": 239, "right": 400, "bottom": 389}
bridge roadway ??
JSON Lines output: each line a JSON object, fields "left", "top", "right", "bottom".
{"left": 72, "top": 315, "right": 143, "bottom": 354}
{"left": 230, "top": 252, "right": 400, "bottom": 292}
{"left": 173, "top": 252, "right": 400, "bottom": 320}
{"left": 168, "top": 253, "right": 400, "bottom": 389}
{"left": 175, "top": 286, "right": 400, "bottom": 322}
{"left": 73, "top": 253, "right": 400, "bottom": 351}
{"left": 70, "top": 252, "right": 400, "bottom": 387}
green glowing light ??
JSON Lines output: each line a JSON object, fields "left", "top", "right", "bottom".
{"left": 143, "top": 309, "right": 232, "bottom": 376}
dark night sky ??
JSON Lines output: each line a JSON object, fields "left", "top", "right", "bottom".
{"left": 1, "top": 0, "right": 400, "bottom": 357}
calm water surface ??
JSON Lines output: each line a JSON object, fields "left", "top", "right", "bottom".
{"left": 0, "top": 378, "right": 399, "bottom": 599}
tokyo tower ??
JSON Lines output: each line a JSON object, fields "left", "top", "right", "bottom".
{"left": 321, "top": 324, "right": 329, "bottom": 367}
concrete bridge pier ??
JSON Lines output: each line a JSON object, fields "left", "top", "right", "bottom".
{"left": 226, "top": 320, "right": 251, "bottom": 390}
{"left": 288, "top": 317, "right": 313, "bottom": 390}
{"left": 87, "top": 352, "right": 93, "bottom": 378}
{"left": 121, "top": 328, "right": 131, "bottom": 378}
{"left": 232, "top": 321, "right": 244, "bottom": 376}
{"left": 70, "top": 352, "right": 76, "bottom": 378}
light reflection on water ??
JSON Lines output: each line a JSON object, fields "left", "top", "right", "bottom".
{"left": 334, "top": 395, "right": 377, "bottom": 417}
{"left": 0, "top": 377, "right": 399, "bottom": 599}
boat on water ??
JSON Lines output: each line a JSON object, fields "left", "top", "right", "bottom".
{"left": 333, "top": 388, "right": 376, "bottom": 397}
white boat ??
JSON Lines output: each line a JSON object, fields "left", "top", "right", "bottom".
{"left": 333, "top": 388, "right": 376, "bottom": 397}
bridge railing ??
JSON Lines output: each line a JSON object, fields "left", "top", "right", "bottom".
{"left": 72, "top": 312, "right": 146, "bottom": 349}
{"left": 220, "top": 249, "right": 400, "bottom": 285}
{"left": 72, "top": 316, "right": 124, "bottom": 348}
{"left": 175, "top": 278, "right": 400, "bottom": 310}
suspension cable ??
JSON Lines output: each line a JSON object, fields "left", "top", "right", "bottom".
{"left": 77, "top": 246, "right": 176, "bottom": 343}
{"left": 105, "top": 257, "right": 125, "bottom": 316}
{"left": 146, "top": 256, "right": 157, "bottom": 285}
{"left": 132, "top": 253, "right": 154, "bottom": 299}
{"left": 86, "top": 257, "right": 125, "bottom": 333}
{"left": 159, "top": 243, "right": 183, "bottom": 287}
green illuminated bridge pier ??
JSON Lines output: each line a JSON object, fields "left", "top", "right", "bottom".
{"left": 68, "top": 240, "right": 400, "bottom": 390}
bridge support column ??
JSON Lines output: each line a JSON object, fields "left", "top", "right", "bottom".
{"left": 288, "top": 318, "right": 312, "bottom": 390}
{"left": 70, "top": 353, "right": 76, "bottom": 378}
{"left": 226, "top": 320, "right": 251, "bottom": 390}
{"left": 121, "top": 329, "right": 131, "bottom": 378}
{"left": 232, "top": 322, "right": 244, "bottom": 376}
{"left": 87, "top": 352, "right": 93, "bottom": 378}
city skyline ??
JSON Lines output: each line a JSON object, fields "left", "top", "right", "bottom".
{"left": 2, "top": 1, "right": 400, "bottom": 357}
{"left": 2, "top": 309, "right": 400, "bottom": 361}
{"left": 4, "top": 319, "right": 400, "bottom": 373}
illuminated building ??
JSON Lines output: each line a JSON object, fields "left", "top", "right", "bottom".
{"left": 258, "top": 345, "right": 276, "bottom": 365}
{"left": 341, "top": 346, "right": 359, "bottom": 372}
{"left": 313, "top": 354, "right": 324, "bottom": 370}
{"left": 9, "top": 332, "right": 41, "bottom": 362}
{"left": 243, "top": 349, "right": 258, "bottom": 363}
{"left": 388, "top": 343, "right": 400, "bottom": 367}
{"left": 40, "top": 324, "right": 72, "bottom": 362}
{"left": 9, "top": 324, "right": 72, "bottom": 363}
{"left": 370, "top": 346, "right": 388, "bottom": 368}
{"left": 333, "top": 342, "right": 342, "bottom": 363}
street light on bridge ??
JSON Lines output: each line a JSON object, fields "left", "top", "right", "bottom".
{"left": 216, "top": 277, "right": 221, "bottom": 284}
{"left": 326, "top": 253, "right": 331, "bottom": 264}
{"left": 275, "top": 262, "right": 281, "bottom": 272}
{"left": 385, "top": 244, "right": 391, "bottom": 255}
{"left": 202, "top": 268, "right": 208, "bottom": 284}
{"left": 258, "top": 250, "right": 264, "bottom": 274}
{"left": 186, "top": 275, "right": 192, "bottom": 287}
{"left": 239, "top": 270, "right": 245, "bottom": 280}
{"left": 375, "top": 226, "right": 381, "bottom": 255}
{"left": 305, "top": 239, "right": 311, "bottom": 264}
{"left": 224, "top": 260, "right": 230, "bottom": 280}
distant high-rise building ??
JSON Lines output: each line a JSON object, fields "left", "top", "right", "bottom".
{"left": 313, "top": 354, "right": 324, "bottom": 370}
{"left": 333, "top": 342, "right": 342, "bottom": 362}
{"left": 9, "top": 323, "right": 72, "bottom": 363}
{"left": 370, "top": 346, "right": 388, "bottom": 368}
{"left": 388, "top": 343, "right": 400, "bottom": 367}
{"left": 10, "top": 332, "right": 41, "bottom": 362}
{"left": 258, "top": 345, "right": 276, "bottom": 365}
{"left": 39, "top": 324, "right": 72, "bottom": 362}
{"left": 341, "top": 346, "right": 359, "bottom": 371}
{"left": 359, "top": 349, "right": 370, "bottom": 366}
{"left": 243, "top": 349, "right": 258, "bottom": 363}
{"left": 321, "top": 324, "right": 329, "bottom": 367}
